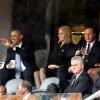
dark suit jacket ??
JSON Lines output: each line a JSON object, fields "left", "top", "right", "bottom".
{"left": 47, "top": 42, "right": 77, "bottom": 92}
{"left": 4, "top": 41, "right": 38, "bottom": 71}
{"left": 77, "top": 40, "right": 100, "bottom": 71}
{"left": 48, "top": 42, "right": 76, "bottom": 67}
{"left": 0, "top": 41, "right": 38, "bottom": 85}
{"left": 64, "top": 71, "right": 93, "bottom": 96}
{"left": 92, "top": 78, "right": 100, "bottom": 93}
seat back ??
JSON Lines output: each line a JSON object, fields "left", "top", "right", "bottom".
{"left": 34, "top": 49, "right": 48, "bottom": 68}
{"left": 32, "top": 77, "right": 59, "bottom": 94}
{"left": 5, "top": 79, "right": 22, "bottom": 94}
{"left": 40, "top": 77, "right": 59, "bottom": 90}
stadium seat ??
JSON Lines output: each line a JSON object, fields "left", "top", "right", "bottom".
{"left": 5, "top": 79, "right": 22, "bottom": 94}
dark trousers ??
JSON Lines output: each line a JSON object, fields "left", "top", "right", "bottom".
{"left": 22, "top": 68, "right": 35, "bottom": 86}
{"left": 0, "top": 68, "right": 10, "bottom": 85}
{"left": 0, "top": 68, "right": 35, "bottom": 86}
{"left": 57, "top": 66, "right": 72, "bottom": 92}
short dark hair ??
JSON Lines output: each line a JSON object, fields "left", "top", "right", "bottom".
{"left": 46, "top": 83, "right": 59, "bottom": 93}
{"left": 20, "top": 81, "right": 32, "bottom": 92}
{"left": 84, "top": 25, "right": 97, "bottom": 35}
{"left": 11, "top": 28, "right": 23, "bottom": 35}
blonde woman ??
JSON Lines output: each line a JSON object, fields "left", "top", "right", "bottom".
{"left": 48, "top": 25, "right": 76, "bottom": 92}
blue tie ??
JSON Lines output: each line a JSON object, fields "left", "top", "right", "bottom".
{"left": 15, "top": 53, "right": 21, "bottom": 79}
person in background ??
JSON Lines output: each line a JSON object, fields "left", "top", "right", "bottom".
{"left": 48, "top": 25, "right": 76, "bottom": 92}
{"left": 0, "top": 84, "right": 7, "bottom": 95}
{"left": 17, "top": 80, "right": 32, "bottom": 100}
{"left": 46, "top": 83, "right": 59, "bottom": 100}
{"left": 92, "top": 72, "right": 100, "bottom": 93}
{"left": 46, "top": 83, "right": 59, "bottom": 93}
{"left": 64, "top": 56, "right": 93, "bottom": 96}
{"left": 0, "top": 29, "right": 40, "bottom": 88}
{"left": 75, "top": 26, "right": 100, "bottom": 77}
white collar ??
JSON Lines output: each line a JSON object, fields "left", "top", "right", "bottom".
{"left": 23, "top": 93, "right": 31, "bottom": 100}
{"left": 85, "top": 40, "right": 95, "bottom": 53}
{"left": 86, "top": 40, "right": 95, "bottom": 48}
{"left": 16, "top": 42, "right": 22, "bottom": 48}
{"left": 13, "top": 42, "right": 22, "bottom": 50}
{"left": 75, "top": 69, "right": 84, "bottom": 80}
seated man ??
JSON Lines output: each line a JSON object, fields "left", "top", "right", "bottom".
{"left": 75, "top": 26, "right": 100, "bottom": 84}
{"left": 64, "top": 56, "right": 93, "bottom": 96}
{"left": 0, "top": 29, "right": 40, "bottom": 88}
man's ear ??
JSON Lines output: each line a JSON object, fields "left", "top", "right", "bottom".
{"left": 82, "top": 63, "right": 84, "bottom": 69}
{"left": 20, "top": 34, "right": 23, "bottom": 40}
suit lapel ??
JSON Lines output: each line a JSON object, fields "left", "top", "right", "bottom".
{"left": 70, "top": 75, "right": 77, "bottom": 87}
{"left": 71, "top": 79, "right": 78, "bottom": 87}
{"left": 71, "top": 71, "right": 84, "bottom": 87}
{"left": 88, "top": 41, "right": 96, "bottom": 55}
{"left": 82, "top": 41, "right": 96, "bottom": 55}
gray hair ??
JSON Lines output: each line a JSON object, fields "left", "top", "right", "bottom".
{"left": 71, "top": 56, "right": 84, "bottom": 64}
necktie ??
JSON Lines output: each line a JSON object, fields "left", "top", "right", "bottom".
{"left": 71, "top": 75, "right": 76, "bottom": 86}
{"left": 15, "top": 53, "right": 21, "bottom": 79}
{"left": 87, "top": 43, "right": 90, "bottom": 54}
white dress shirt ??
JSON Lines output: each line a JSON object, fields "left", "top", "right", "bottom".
{"left": 75, "top": 40, "right": 95, "bottom": 59}
{"left": 85, "top": 40, "right": 95, "bottom": 53}
{"left": 23, "top": 93, "right": 31, "bottom": 100}
{"left": 13, "top": 42, "right": 26, "bottom": 71}
{"left": 75, "top": 69, "right": 84, "bottom": 80}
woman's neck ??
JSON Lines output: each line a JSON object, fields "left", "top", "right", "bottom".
{"left": 60, "top": 40, "right": 67, "bottom": 47}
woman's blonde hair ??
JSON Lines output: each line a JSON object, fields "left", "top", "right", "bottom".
{"left": 58, "top": 25, "right": 72, "bottom": 44}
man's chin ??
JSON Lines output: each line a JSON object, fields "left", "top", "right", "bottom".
{"left": 12, "top": 43, "right": 17, "bottom": 46}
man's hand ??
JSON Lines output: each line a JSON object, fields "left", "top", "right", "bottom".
{"left": 48, "top": 64, "right": 60, "bottom": 69}
{"left": 7, "top": 60, "right": 15, "bottom": 69}
{"left": 0, "top": 38, "right": 12, "bottom": 47}
{"left": 94, "top": 63, "right": 100, "bottom": 67}
{"left": 68, "top": 66, "right": 73, "bottom": 73}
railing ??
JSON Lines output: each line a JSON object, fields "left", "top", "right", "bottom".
{"left": 0, "top": 93, "right": 82, "bottom": 100}
{"left": 0, "top": 95, "right": 39, "bottom": 100}
{"left": 84, "top": 90, "right": 100, "bottom": 100}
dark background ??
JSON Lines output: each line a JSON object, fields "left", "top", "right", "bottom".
{"left": 12, "top": 0, "right": 100, "bottom": 51}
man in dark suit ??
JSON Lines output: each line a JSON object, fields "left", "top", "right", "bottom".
{"left": 64, "top": 56, "right": 93, "bottom": 96}
{"left": 0, "top": 29, "right": 39, "bottom": 87}
{"left": 75, "top": 26, "right": 100, "bottom": 72}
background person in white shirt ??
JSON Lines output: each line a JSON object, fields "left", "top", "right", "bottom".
{"left": 17, "top": 80, "right": 32, "bottom": 100}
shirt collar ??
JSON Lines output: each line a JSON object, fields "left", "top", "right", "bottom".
{"left": 13, "top": 42, "right": 22, "bottom": 50}
{"left": 75, "top": 69, "right": 84, "bottom": 80}
{"left": 23, "top": 93, "right": 31, "bottom": 100}
{"left": 16, "top": 42, "right": 22, "bottom": 48}
{"left": 87, "top": 40, "right": 95, "bottom": 48}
